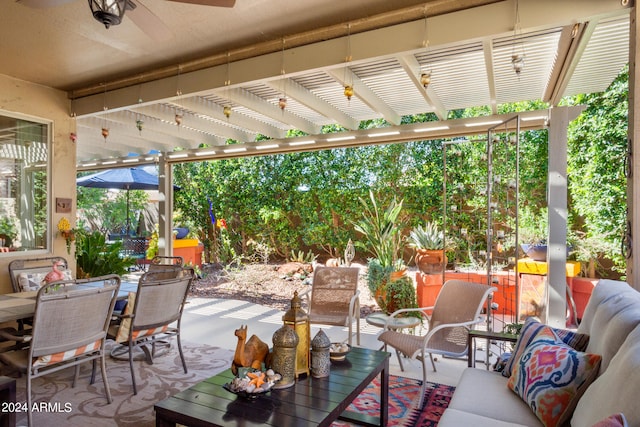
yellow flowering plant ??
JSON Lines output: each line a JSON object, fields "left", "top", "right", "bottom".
{"left": 57, "top": 217, "right": 76, "bottom": 254}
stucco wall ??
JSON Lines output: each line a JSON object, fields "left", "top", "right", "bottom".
{"left": 0, "top": 73, "right": 75, "bottom": 294}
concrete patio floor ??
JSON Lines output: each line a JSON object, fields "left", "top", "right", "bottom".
{"left": 180, "top": 296, "right": 506, "bottom": 387}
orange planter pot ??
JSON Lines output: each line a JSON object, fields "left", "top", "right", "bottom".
{"left": 414, "top": 249, "right": 447, "bottom": 274}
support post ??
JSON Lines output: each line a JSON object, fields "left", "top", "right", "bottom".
{"left": 546, "top": 106, "right": 582, "bottom": 327}
{"left": 627, "top": 3, "right": 640, "bottom": 290}
{"left": 157, "top": 156, "right": 174, "bottom": 257}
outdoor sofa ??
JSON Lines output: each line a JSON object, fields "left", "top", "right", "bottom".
{"left": 439, "top": 279, "right": 640, "bottom": 427}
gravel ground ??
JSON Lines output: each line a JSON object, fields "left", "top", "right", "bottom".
{"left": 190, "top": 262, "right": 381, "bottom": 318}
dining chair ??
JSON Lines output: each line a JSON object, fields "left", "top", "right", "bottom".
{"left": 108, "top": 268, "right": 194, "bottom": 394}
{"left": 148, "top": 255, "right": 184, "bottom": 270}
{"left": 377, "top": 279, "right": 496, "bottom": 408}
{"left": 0, "top": 275, "right": 120, "bottom": 426}
{"left": 300, "top": 266, "right": 360, "bottom": 346}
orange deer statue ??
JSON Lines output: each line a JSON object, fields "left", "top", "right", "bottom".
{"left": 232, "top": 325, "right": 269, "bottom": 375}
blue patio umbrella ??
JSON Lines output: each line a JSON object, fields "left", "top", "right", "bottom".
{"left": 76, "top": 167, "right": 170, "bottom": 234}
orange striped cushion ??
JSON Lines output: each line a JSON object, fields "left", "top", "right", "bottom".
{"left": 131, "top": 325, "right": 168, "bottom": 340}
{"left": 33, "top": 339, "right": 102, "bottom": 368}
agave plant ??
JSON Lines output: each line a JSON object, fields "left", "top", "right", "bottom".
{"left": 407, "top": 221, "right": 446, "bottom": 250}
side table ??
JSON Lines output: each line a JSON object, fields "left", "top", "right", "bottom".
{"left": 366, "top": 312, "right": 422, "bottom": 331}
{"left": 467, "top": 330, "right": 518, "bottom": 368}
{"left": 0, "top": 376, "right": 16, "bottom": 427}
{"left": 366, "top": 312, "right": 422, "bottom": 352}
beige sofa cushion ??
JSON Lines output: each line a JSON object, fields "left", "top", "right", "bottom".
{"left": 447, "top": 368, "right": 542, "bottom": 427}
{"left": 439, "top": 408, "right": 532, "bottom": 427}
{"left": 571, "top": 325, "right": 640, "bottom": 427}
{"left": 577, "top": 279, "right": 640, "bottom": 373}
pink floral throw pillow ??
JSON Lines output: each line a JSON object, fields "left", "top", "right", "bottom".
{"left": 508, "top": 326, "right": 601, "bottom": 427}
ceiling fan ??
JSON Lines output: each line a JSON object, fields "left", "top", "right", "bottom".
{"left": 18, "top": 0, "right": 235, "bottom": 36}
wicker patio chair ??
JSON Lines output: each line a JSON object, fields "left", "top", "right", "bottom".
{"left": 300, "top": 266, "right": 360, "bottom": 346}
{"left": 108, "top": 268, "right": 194, "bottom": 394}
{"left": 0, "top": 275, "right": 120, "bottom": 426}
{"left": 378, "top": 279, "right": 496, "bottom": 408}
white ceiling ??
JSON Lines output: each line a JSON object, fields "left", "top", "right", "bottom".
{"left": 1, "top": 0, "right": 631, "bottom": 166}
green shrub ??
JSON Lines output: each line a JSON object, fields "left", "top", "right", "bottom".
{"left": 76, "top": 230, "right": 135, "bottom": 278}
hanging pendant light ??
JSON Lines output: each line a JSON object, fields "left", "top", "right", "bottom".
{"left": 511, "top": 0, "right": 526, "bottom": 77}
{"left": 344, "top": 85, "right": 354, "bottom": 101}
{"left": 223, "top": 105, "right": 232, "bottom": 119}
{"left": 420, "top": 72, "right": 431, "bottom": 89}
{"left": 175, "top": 113, "right": 183, "bottom": 126}
{"left": 135, "top": 119, "right": 144, "bottom": 134}
{"left": 278, "top": 97, "right": 287, "bottom": 110}
{"left": 511, "top": 54, "right": 525, "bottom": 75}
{"left": 88, "top": 0, "right": 128, "bottom": 29}
{"left": 101, "top": 127, "right": 109, "bottom": 141}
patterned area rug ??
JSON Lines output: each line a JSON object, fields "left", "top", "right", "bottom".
{"left": 12, "top": 341, "right": 234, "bottom": 427}
{"left": 331, "top": 375, "right": 456, "bottom": 427}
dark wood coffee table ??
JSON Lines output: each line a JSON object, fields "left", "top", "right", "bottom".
{"left": 154, "top": 346, "right": 390, "bottom": 427}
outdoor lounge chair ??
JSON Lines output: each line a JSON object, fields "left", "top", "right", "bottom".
{"left": 300, "top": 266, "right": 360, "bottom": 346}
{"left": 377, "top": 279, "right": 496, "bottom": 408}
{"left": 0, "top": 275, "right": 120, "bottom": 426}
{"left": 108, "top": 268, "right": 194, "bottom": 394}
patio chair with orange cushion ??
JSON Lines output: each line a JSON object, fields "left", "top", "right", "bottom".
{"left": 107, "top": 268, "right": 194, "bottom": 394}
{"left": 0, "top": 275, "right": 120, "bottom": 427}
{"left": 377, "top": 279, "right": 496, "bottom": 408}
{"left": 300, "top": 266, "right": 361, "bottom": 346}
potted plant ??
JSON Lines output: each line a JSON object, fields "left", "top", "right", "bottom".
{"left": 352, "top": 190, "right": 405, "bottom": 271}
{"left": 408, "top": 221, "right": 449, "bottom": 274}
{"left": 75, "top": 230, "right": 136, "bottom": 278}
{"left": 353, "top": 191, "right": 417, "bottom": 315}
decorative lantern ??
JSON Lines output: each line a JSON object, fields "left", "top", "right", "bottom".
{"left": 270, "top": 325, "right": 298, "bottom": 389}
{"left": 344, "top": 238, "right": 355, "bottom": 267}
{"left": 311, "top": 329, "right": 331, "bottom": 378}
{"left": 101, "top": 127, "right": 109, "bottom": 141}
{"left": 344, "top": 85, "right": 354, "bottom": 101}
{"left": 282, "top": 291, "right": 310, "bottom": 378}
{"left": 420, "top": 72, "right": 431, "bottom": 89}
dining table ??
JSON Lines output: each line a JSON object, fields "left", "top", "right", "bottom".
{"left": 0, "top": 294, "right": 35, "bottom": 324}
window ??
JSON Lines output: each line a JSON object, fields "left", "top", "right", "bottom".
{"left": 0, "top": 111, "right": 49, "bottom": 252}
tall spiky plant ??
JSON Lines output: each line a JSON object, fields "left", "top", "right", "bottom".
{"left": 352, "top": 190, "right": 405, "bottom": 269}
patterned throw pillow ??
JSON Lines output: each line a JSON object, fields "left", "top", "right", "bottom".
{"left": 18, "top": 272, "right": 44, "bottom": 292}
{"left": 507, "top": 326, "right": 602, "bottom": 427}
{"left": 592, "top": 413, "right": 628, "bottom": 427}
{"left": 502, "top": 317, "right": 590, "bottom": 377}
